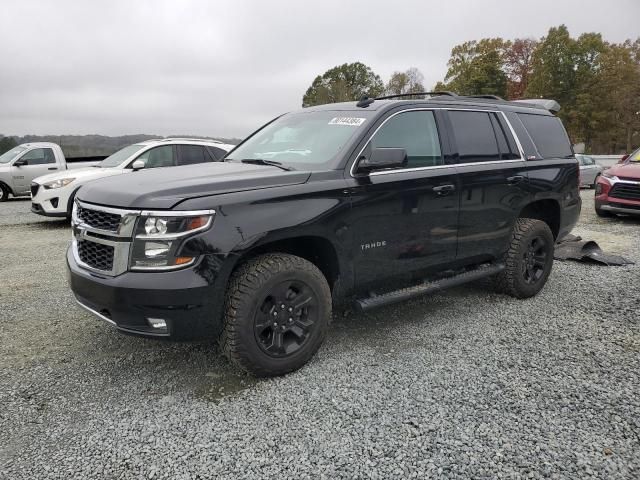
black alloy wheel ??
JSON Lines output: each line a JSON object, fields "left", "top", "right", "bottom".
{"left": 522, "top": 236, "right": 548, "bottom": 284}
{"left": 254, "top": 279, "right": 317, "bottom": 357}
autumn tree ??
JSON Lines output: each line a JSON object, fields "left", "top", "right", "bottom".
{"left": 302, "top": 62, "right": 384, "bottom": 107}
{"left": 385, "top": 67, "right": 425, "bottom": 96}
{"left": 503, "top": 38, "right": 537, "bottom": 99}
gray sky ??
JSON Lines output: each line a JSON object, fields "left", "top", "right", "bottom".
{"left": 1, "top": 0, "right": 638, "bottom": 138}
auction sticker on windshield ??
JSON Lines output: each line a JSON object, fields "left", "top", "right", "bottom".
{"left": 328, "top": 117, "right": 367, "bottom": 126}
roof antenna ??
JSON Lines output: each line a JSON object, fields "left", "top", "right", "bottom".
{"left": 356, "top": 95, "right": 375, "bottom": 108}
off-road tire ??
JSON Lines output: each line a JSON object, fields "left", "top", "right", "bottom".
{"left": 493, "top": 218, "right": 554, "bottom": 299}
{"left": 219, "top": 253, "right": 331, "bottom": 377}
{"left": 0, "top": 184, "right": 9, "bottom": 202}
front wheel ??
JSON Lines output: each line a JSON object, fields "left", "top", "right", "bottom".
{"left": 595, "top": 206, "right": 612, "bottom": 218}
{"left": 493, "top": 218, "right": 554, "bottom": 299}
{"left": 219, "top": 253, "right": 331, "bottom": 377}
{"left": 0, "top": 184, "right": 9, "bottom": 202}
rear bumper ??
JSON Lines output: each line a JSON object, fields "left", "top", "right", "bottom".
{"left": 67, "top": 247, "right": 230, "bottom": 340}
{"left": 558, "top": 194, "right": 581, "bottom": 240}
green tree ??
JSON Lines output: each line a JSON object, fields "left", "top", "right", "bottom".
{"left": 526, "top": 26, "right": 576, "bottom": 113}
{"left": 302, "top": 62, "right": 384, "bottom": 107}
{"left": 385, "top": 67, "right": 425, "bottom": 96}
{"left": 437, "top": 38, "right": 509, "bottom": 97}
{"left": 0, "top": 136, "right": 17, "bottom": 155}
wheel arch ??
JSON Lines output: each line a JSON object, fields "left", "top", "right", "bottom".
{"left": 0, "top": 180, "right": 14, "bottom": 196}
{"left": 232, "top": 235, "right": 342, "bottom": 292}
{"left": 518, "top": 199, "right": 561, "bottom": 239}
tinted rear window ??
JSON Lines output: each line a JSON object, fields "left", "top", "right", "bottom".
{"left": 517, "top": 113, "right": 573, "bottom": 159}
{"left": 449, "top": 111, "right": 500, "bottom": 163}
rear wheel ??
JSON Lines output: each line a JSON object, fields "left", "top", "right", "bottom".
{"left": 494, "top": 218, "right": 554, "bottom": 299}
{"left": 219, "top": 253, "right": 331, "bottom": 377}
{"left": 0, "top": 184, "right": 9, "bottom": 202}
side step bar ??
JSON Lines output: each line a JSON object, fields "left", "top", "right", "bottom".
{"left": 354, "top": 263, "right": 505, "bottom": 312}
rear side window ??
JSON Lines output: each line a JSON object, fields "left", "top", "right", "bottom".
{"left": 517, "top": 113, "right": 573, "bottom": 159}
{"left": 178, "top": 145, "right": 206, "bottom": 165}
{"left": 369, "top": 110, "right": 442, "bottom": 168}
{"left": 20, "top": 148, "right": 56, "bottom": 165}
{"left": 448, "top": 111, "right": 500, "bottom": 163}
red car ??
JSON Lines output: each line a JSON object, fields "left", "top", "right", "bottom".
{"left": 595, "top": 148, "right": 640, "bottom": 217}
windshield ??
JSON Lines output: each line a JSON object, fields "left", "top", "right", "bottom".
{"left": 99, "top": 144, "right": 148, "bottom": 168}
{"left": 629, "top": 148, "right": 640, "bottom": 163}
{"left": 227, "top": 110, "right": 375, "bottom": 170}
{"left": 0, "top": 146, "right": 27, "bottom": 164}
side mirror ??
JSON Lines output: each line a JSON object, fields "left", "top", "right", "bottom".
{"left": 13, "top": 158, "right": 27, "bottom": 167}
{"left": 131, "top": 159, "right": 146, "bottom": 171}
{"left": 357, "top": 147, "right": 407, "bottom": 173}
{"left": 619, "top": 154, "right": 629, "bottom": 163}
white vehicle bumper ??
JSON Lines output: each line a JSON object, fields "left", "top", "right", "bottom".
{"left": 30, "top": 182, "right": 76, "bottom": 217}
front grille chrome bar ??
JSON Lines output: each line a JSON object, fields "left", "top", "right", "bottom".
{"left": 72, "top": 200, "right": 141, "bottom": 238}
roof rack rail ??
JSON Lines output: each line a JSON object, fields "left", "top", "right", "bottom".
{"left": 356, "top": 91, "right": 458, "bottom": 108}
{"left": 376, "top": 91, "right": 458, "bottom": 100}
{"left": 160, "top": 137, "right": 222, "bottom": 144}
{"left": 464, "top": 94, "right": 505, "bottom": 100}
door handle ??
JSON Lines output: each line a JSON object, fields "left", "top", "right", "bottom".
{"left": 433, "top": 184, "right": 455, "bottom": 196}
{"left": 507, "top": 175, "right": 524, "bottom": 185}
{"left": 48, "top": 167, "right": 58, "bottom": 171}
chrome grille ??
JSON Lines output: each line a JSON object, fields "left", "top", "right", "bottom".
{"left": 77, "top": 205, "right": 122, "bottom": 232}
{"left": 77, "top": 240, "right": 115, "bottom": 271}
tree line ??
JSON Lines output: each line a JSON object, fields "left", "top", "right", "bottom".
{"left": 303, "top": 26, "right": 640, "bottom": 154}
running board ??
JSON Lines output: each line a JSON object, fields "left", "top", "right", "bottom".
{"left": 354, "top": 263, "right": 505, "bottom": 312}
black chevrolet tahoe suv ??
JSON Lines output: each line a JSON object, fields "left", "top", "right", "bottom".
{"left": 68, "top": 92, "right": 581, "bottom": 376}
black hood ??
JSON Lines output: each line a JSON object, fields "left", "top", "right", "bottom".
{"left": 76, "top": 162, "right": 311, "bottom": 209}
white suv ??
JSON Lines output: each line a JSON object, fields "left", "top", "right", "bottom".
{"left": 31, "top": 138, "right": 234, "bottom": 218}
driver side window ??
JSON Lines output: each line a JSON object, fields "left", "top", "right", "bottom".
{"left": 132, "top": 146, "right": 176, "bottom": 169}
{"left": 369, "top": 111, "right": 443, "bottom": 168}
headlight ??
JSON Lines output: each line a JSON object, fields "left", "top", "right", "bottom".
{"left": 43, "top": 178, "right": 75, "bottom": 189}
{"left": 129, "top": 211, "right": 214, "bottom": 270}
{"left": 602, "top": 171, "right": 618, "bottom": 181}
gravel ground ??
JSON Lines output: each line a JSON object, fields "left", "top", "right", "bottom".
{"left": 1, "top": 190, "right": 639, "bottom": 479}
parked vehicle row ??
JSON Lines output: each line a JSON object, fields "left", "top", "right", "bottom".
{"left": 66, "top": 92, "right": 581, "bottom": 376}
{"left": 30, "top": 138, "right": 234, "bottom": 218}
{"left": 0, "top": 143, "right": 100, "bottom": 202}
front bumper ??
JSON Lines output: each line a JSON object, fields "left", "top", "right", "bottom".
{"left": 67, "top": 247, "right": 227, "bottom": 340}
{"left": 31, "top": 182, "right": 74, "bottom": 217}
{"left": 595, "top": 176, "right": 640, "bottom": 216}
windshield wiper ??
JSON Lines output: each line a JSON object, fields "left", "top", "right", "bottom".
{"left": 238, "top": 158, "right": 295, "bottom": 171}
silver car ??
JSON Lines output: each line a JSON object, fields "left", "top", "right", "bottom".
{"left": 576, "top": 154, "right": 603, "bottom": 188}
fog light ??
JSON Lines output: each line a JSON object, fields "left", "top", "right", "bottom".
{"left": 146, "top": 318, "right": 167, "bottom": 330}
